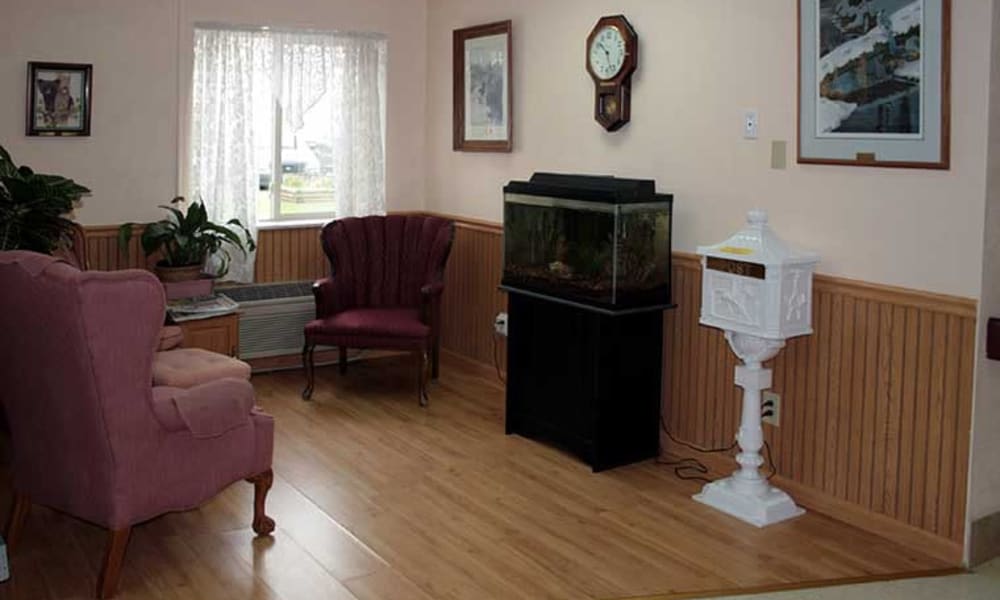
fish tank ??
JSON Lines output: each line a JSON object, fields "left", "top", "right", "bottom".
{"left": 501, "top": 173, "right": 673, "bottom": 311}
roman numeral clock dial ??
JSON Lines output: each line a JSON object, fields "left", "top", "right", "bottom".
{"left": 586, "top": 15, "right": 638, "bottom": 132}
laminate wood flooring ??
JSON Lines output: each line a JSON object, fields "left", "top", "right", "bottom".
{"left": 0, "top": 354, "right": 951, "bottom": 600}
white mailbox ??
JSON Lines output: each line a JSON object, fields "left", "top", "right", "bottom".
{"left": 693, "top": 209, "right": 820, "bottom": 528}
{"left": 698, "top": 209, "right": 818, "bottom": 340}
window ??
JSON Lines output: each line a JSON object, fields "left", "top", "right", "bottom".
{"left": 190, "top": 27, "right": 387, "bottom": 231}
{"left": 253, "top": 75, "right": 339, "bottom": 221}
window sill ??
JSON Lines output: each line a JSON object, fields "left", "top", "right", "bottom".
{"left": 256, "top": 218, "right": 332, "bottom": 231}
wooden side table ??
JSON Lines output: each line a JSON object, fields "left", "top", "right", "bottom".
{"left": 175, "top": 313, "right": 240, "bottom": 357}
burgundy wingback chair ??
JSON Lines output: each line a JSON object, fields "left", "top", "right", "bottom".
{"left": 0, "top": 252, "right": 275, "bottom": 599}
{"left": 303, "top": 215, "right": 455, "bottom": 405}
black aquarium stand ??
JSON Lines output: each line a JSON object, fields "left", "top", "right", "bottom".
{"left": 503, "top": 288, "right": 669, "bottom": 472}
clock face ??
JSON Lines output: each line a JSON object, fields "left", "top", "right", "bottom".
{"left": 588, "top": 25, "right": 627, "bottom": 80}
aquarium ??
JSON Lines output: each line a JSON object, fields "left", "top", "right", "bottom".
{"left": 501, "top": 173, "right": 673, "bottom": 310}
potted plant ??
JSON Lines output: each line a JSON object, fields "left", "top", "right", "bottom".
{"left": 0, "top": 145, "right": 91, "bottom": 253}
{"left": 118, "top": 197, "right": 255, "bottom": 282}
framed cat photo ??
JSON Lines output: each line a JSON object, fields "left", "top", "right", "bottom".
{"left": 26, "top": 62, "right": 93, "bottom": 137}
{"left": 798, "top": 0, "right": 951, "bottom": 169}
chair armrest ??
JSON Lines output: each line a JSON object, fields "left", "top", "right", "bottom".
{"left": 151, "top": 378, "right": 255, "bottom": 439}
{"left": 419, "top": 282, "right": 445, "bottom": 328}
{"left": 312, "top": 277, "right": 341, "bottom": 318}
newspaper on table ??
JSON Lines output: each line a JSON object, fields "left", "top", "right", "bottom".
{"left": 166, "top": 293, "right": 239, "bottom": 322}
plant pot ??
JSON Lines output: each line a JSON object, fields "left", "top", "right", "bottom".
{"left": 162, "top": 275, "right": 216, "bottom": 300}
{"left": 155, "top": 262, "right": 205, "bottom": 283}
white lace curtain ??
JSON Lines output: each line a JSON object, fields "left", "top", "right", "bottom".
{"left": 190, "top": 27, "right": 387, "bottom": 282}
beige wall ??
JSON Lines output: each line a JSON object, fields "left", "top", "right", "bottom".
{"left": 425, "top": 0, "right": 992, "bottom": 298}
{"left": 1, "top": 0, "right": 988, "bottom": 295}
{"left": 0, "top": 0, "right": 180, "bottom": 225}
{"left": 969, "top": 0, "right": 1000, "bottom": 540}
{"left": 0, "top": 0, "right": 428, "bottom": 225}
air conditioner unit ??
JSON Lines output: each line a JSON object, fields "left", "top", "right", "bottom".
{"left": 221, "top": 282, "right": 315, "bottom": 360}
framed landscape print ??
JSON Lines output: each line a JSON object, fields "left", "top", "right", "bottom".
{"left": 798, "top": 1, "right": 950, "bottom": 169}
{"left": 453, "top": 20, "right": 512, "bottom": 152}
{"left": 26, "top": 62, "right": 92, "bottom": 137}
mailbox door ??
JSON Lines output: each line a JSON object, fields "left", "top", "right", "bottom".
{"left": 702, "top": 269, "right": 765, "bottom": 332}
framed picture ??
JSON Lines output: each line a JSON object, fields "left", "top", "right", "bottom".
{"left": 453, "top": 20, "right": 512, "bottom": 152}
{"left": 798, "top": 1, "right": 950, "bottom": 169}
{"left": 26, "top": 62, "right": 93, "bottom": 137}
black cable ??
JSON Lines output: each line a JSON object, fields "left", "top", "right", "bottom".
{"left": 660, "top": 415, "right": 737, "bottom": 454}
{"left": 763, "top": 439, "right": 777, "bottom": 481}
{"left": 655, "top": 456, "right": 715, "bottom": 484}
{"left": 659, "top": 415, "right": 780, "bottom": 483}
{"left": 658, "top": 415, "right": 736, "bottom": 484}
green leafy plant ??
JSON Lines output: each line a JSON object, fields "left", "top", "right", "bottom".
{"left": 118, "top": 197, "right": 256, "bottom": 278}
{"left": 0, "top": 145, "right": 91, "bottom": 252}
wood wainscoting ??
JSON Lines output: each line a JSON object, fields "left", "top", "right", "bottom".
{"left": 83, "top": 224, "right": 328, "bottom": 283}
{"left": 437, "top": 217, "right": 507, "bottom": 372}
{"left": 82, "top": 225, "right": 149, "bottom": 271}
{"left": 83, "top": 214, "right": 975, "bottom": 560}
{"left": 253, "top": 225, "right": 326, "bottom": 283}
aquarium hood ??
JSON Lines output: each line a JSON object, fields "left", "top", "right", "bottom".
{"left": 501, "top": 172, "right": 674, "bottom": 313}
{"left": 503, "top": 173, "right": 663, "bottom": 205}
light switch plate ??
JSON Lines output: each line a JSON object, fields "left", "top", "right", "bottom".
{"left": 744, "top": 110, "right": 759, "bottom": 139}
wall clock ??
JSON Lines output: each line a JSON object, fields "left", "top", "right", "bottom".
{"left": 586, "top": 15, "right": 638, "bottom": 132}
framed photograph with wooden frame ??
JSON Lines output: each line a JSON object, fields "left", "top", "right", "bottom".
{"left": 453, "top": 20, "right": 512, "bottom": 152}
{"left": 798, "top": 0, "right": 950, "bottom": 169}
{"left": 26, "top": 62, "right": 93, "bottom": 137}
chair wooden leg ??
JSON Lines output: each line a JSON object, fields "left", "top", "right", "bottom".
{"left": 96, "top": 527, "right": 131, "bottom": 599}
{"left": 417, "top": 349, "right": 429, "bottom": 407}
{"left": 4, "top": 492, "right": 30, "bottom": 552}
{"left": 245, "top": 469, "right": 275, "bottom": 536}
{"left": 339, "top": 346, "right": 348, "bottom": 375}
{"left": 431, "top": 336, "right": 441, "bottom": 380}
{"left": 301, "top": 342, "right": 315, "bottom": 400}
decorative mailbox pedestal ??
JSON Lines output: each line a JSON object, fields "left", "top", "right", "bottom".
{"left": 693, "top": 210, "right": 819, "bottom": 527}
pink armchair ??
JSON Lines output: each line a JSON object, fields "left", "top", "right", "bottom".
{"left": 303, "top": 215, "right": 454, "bottom": 405}
{"left": 0, "top": 252, "right": 274, "bottom": 599}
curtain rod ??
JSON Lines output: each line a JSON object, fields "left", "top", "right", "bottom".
{"left": 194, "top": 21, "right": 387, "bottom": 40}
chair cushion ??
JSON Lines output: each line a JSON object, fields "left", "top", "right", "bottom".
{"left": 305, "top": 308, "right": 430, "bottom": 349}
{"left": 152, "top": 348, "right": 251, "bottom": 389}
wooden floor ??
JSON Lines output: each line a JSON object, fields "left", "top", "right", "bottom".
{"left": 0, "top": 354, "right": 952, "bottom": 600}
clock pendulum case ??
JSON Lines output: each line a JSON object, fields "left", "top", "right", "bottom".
{"left": 586, "top": 15, "right": 638, "bottom": 132}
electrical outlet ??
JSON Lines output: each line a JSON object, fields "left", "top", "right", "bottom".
{"left": 494, "top": 312, "right": 509, "bottom": 337}
{"left": 762, "top": 391, "right": 780, "bottom": 427}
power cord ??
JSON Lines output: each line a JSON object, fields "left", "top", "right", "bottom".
{"left": 658, "top": 415, "right": 778, "bottom": 483}
{"left": 764, "top": 440, "right": 777, "bottom": 480}
{"left": 658, "top": 416, "right": 737, "bottom": 484}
